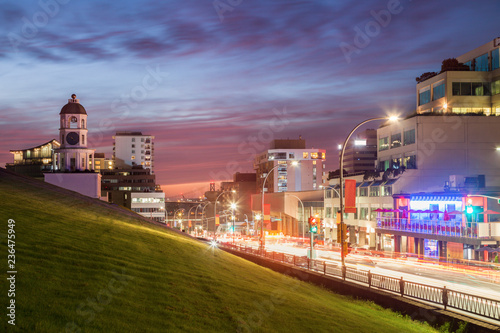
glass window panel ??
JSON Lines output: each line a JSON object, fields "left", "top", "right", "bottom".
{"left": 432, "top": 83, "right": 445, "bottom": 100}
{"left": 472, "top": 82, "right": 484, "bottom": 96}
{"left": 460, "top": 82, "right": 471, "bottom": 96}
{"left": 464, "top": 61, "right": 473, "bottom": 70}
{"left": 403, "top": 129, "right": 415, "bottom": 146}
{"left": 452, "top": 82, "right": 461, "bottom": 95}
{"left": 419, "top": 90, "right": 431, "bottom": 105}
{"left": 474, "top": 54, "right": 489, "bottom": 71}
{"left": 493, "top": 48, "right": 500, "bottom": 71}
{"left": 391, "top": 133, "right": 401, "bottom": 148}
{"left": 378, "top": 137, "right": 389, "bottom": 151}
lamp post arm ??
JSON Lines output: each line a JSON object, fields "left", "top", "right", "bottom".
{"left": 339, "top": 117, "right": 389, "bottom": 268}
{"left": 260, "top": 164, "right": 282, "bottom": 250}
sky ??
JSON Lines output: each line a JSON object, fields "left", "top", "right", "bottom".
{"left": 1, "top": 0, "right": 499, "bottom": 198}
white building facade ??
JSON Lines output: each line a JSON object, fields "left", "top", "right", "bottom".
{"left": 113, "top": 132, "right": 154, "bottom": 172}
{"left": 131, "top": 192, "right": 165, "bottom": 223}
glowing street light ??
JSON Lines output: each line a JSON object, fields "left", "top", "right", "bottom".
{"left": 338, "top": 116, "right": 398, "bottom": 268}
{"left": 260, "top": 160, "right": 299, "bottom": 251}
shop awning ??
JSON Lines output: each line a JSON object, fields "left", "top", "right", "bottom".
{"left": 411, "top": 194, "right": 463, "bottom": 202}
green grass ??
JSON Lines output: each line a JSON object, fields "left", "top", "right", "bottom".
{"left": 0, "top": 170, "right": 437, "bottom": 332}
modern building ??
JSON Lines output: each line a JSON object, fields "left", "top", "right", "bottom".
{"left": 131, "top": 192, "right": 166, "bottom": 223}
{"left": 220, "top": 172, "right": 257, "bottom": 222}
{"left": 44, "top": 95, "right": 101, "bottom": 199}
{"left": 341, "top": 129, "right": 377, "bottom": 174}
{"left": 254, "top": 138, "right": 326, "bottom": 193}
{"left": 416, "top": 37, "right": 500, "bottom": 115}
{"left": 113, "top": 131, "right": 154, "bottom": 172}
{"left": 101, "top": 166, "right": 157, "bottom": 207}
{"left": 7, "top": 139, "right": 60, "bottom": 178}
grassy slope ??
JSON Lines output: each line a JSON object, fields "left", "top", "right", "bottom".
{"left": 0, "top": 170, "right": 436, "bottom": 332}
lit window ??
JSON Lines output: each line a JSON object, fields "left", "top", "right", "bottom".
{"left": 378, "top": 137, "right": 389, "bottom": 151}
{"left": 311, "top": 152, "right": 318, "bottom": 159}
{"left": 131, "top": 156, "right": 135, "bottom": 160}
{"left": 303, "top": 152, "right": 309, "bottom": 159}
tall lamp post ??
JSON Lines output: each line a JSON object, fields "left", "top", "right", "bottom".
{"left": 260, "top": 161, "right": 299, "bottom": 251}
{"left": 230, "top": 203, "right": 237, "bottom": 244}
{"left": 339, "top": 116, "right": 398, "bottom": 268}
{"left": 286, "top": 194, "right": 305, "bottom": 240}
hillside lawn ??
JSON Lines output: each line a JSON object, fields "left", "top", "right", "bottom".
{"left": 0, "top": 169, "right": 437, "bottom": 332}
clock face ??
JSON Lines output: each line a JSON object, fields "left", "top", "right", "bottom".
{"left": 66, "top": 132, "right": 80, "bottom": 145}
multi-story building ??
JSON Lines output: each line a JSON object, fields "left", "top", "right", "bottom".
{"left": 416, "top": 37, "right": 500, "bottom": 115}
{"left": 101, "top": 167, "right": 157, "bottom": 207}
{"left": 220, "top": 172, "right": 257, "bottom": 222}
{"left": 324, "top": 39, "right": 500, "bottom": 260}
{"left": 341, "top": 129, "right": 377, "bottom": 174}
{"left": 254, "top": 138, "right": 326, "bottom": 193}
{"left": 131, "top": 192, "right": 166, "bottom": 223}
{"left": 93, "top": 153, "right": 114, "bottom": 171}
{"left": 113, "top": 131, "right": 154, "bottom": 172}
{"left": 7, "top": 139, "right": 60, "bottom": 178}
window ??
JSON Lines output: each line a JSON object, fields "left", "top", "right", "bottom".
{"left": 131, "top": 156, "right": 135, "bottom": 160}
{"left": 141, "top": 138, "right": 145, "bottom": 142}
{"left": 325, "top": 190, "right": 332, "bottom": 199}
{"left": 418, "top": 87, "right": 431, "bottom": 105}
{"left": 382, "top": 186, "right": 392, "bottom": 197}
{"left": 132, "top": 138, "right": 135, "bottom": 142}
{"left": 379, "top": 159, "right": 390, "bottom": 171}
{"left": 359, "top": 188, "right": 368, "bottom": 197}
{"left": 493, "top": 48, "right": 500, "bottom": 71}
{"left": 403, "top": 129, "right": 415, "bottom": 146}
{"left": 378, "top": 137, "right": 389, "bottom": 151}
{"left": 132, "top": 150, "right": 135, "bottom": 154}
{"left": 474, "top": 54, "right": 488, "bottom": 71}
{"left": 131, "top": 144, "right": 135, "bottom": 148}
{"left": 492, "top": 80, "right": 500, "bottom": 95}
{"left": 464, "top": 60, "right": 473, "bottom": 71}
{"left": 404, "top": 154, "right": 417, "bottom": 169}
{"left": 452, "top": 82, "right": 490, "bottom": 96}
{"left": 82, "top": 135, "right": 85, "bottom": 145}
{"left": 369, "top": 186, "right": 379, "bottom": 197}
{"left": 432, "top": 82, "right": 445, "bottom": 101}
{"left": 326, "top": 207, "right": 332, "bottom": 218}
{"left": 81, "top": 119, "right": 85, "bottom": 128}
{"left": 391, "top": 133, "right": 401, "bottom": 148}
{"left": 289, "top": 153, "right": 295, "bottom": 159}
{"left": 303, "top": 152, "right": 309, "bottom": 159}
{"left": 359, "top": 207, "right": 368, "bottom": 220}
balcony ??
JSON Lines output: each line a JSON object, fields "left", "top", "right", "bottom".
{"left": 376, "top": 217, "right": 500, "bottom": 239}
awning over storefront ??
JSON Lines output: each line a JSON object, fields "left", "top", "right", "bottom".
{"left": 411, "top": 194, "right": 463, "bottom": 202}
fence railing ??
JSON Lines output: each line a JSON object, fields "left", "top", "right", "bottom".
{"left": 220, "top": 243, "right": 500, "bottom": 322}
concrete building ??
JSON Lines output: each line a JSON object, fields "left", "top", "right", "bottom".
{"left": 254, "top": 138, "right": 326, "bottom": 193}
{"left": 7, "top": 139, "right": 60, "bottom": 178}
{"left": 416, "top": 37, "right": 500, "bottom": 115}
{"left": 113, "top": 132, "right": 154, "bottom": 172}
{"left": 341, "top": 129, "right": 377, "bottom": 174}
{"left": 101, "top": 167, "right": 157, "bottom": 207}
{"left": 220, "top": 172, "right": 257, "bottom": 223}
{"left": 131, "top": 192, "right": 166, "bottom": 223}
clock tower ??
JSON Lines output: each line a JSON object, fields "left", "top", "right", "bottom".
{"left": 55, "top": 94, "right": 95, "bottom": 171}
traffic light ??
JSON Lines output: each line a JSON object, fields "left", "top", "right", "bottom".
{"left": 309, "top": 216, "right": 318, "bottom": 233}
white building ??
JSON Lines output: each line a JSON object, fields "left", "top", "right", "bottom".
{"left": 254, "top": 139, "right": 326, "bottom": 193}
{"left": 131, "top": 192, "right": 165, "bottom": 223}
{"left": 113, "top": 132, "right": 154, "bottom": 172}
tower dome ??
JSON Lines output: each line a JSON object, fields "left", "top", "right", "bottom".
{"left": 60, "top": 94, "right": 87, "bottom": 115}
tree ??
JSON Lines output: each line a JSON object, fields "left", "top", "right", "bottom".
{"left": 440, "top": 58, "right": 470, "bottom": 72}
{"left": 363, "top": 170, "right": 380, "bottom": 181}
{"left": 328, "top": 169, "right": 348, "bottom": 180}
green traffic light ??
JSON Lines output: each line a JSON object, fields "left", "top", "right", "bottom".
{"left": 466, "top": 206, "right": 473, "bottom": 214}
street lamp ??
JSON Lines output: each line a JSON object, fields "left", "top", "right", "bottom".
{"left": 174, "top": 208, "right": 185, "bottom": 230}
{"left": 286, "top": 194, "right": 305, "bottom": 240}
{"left": 339, "top": 116, "right": 398, "bottom": 268}
{"left": 260, "top": 160, "right": 299, "bottom": 251}
{"left": 214, "top": 189, "right": 236, "bottom": 236}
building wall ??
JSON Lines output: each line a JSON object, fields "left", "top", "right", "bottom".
{"left": 131, "top": 192, "right": 165, "bottom": 223}
{"left": 45, "top": 173, "right": 101, "bottom": 199}
{"left": 113, "top": 132, "right": 154, "bottom": 172}
{"left": 377, "top": 116, "right": 500, "bottom": 193}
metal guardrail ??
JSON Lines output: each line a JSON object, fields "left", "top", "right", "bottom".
{"left": 221, "top": 243, "right": 500, "bottom": 322}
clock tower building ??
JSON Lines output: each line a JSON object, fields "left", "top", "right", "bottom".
{"left": 55, "top": 94, "right": 95, "bottom": 171}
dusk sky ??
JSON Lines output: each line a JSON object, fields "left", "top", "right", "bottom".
{"left": 1, "top": 0, "right": 499, "bottom": 198}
